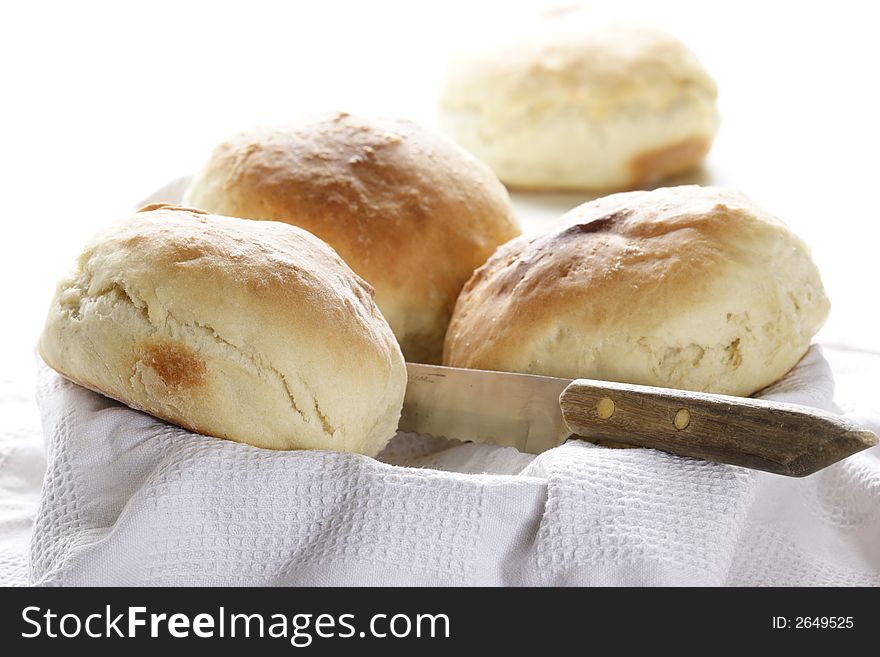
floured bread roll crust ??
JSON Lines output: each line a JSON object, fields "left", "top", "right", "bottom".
{"left": 39, "top": 204, "right": 407, "bottom": 455}
{"left": 440, "top": 21, "right": 719, "bottom": 191}
{"left": 444, "top": 186, "right": 829, "bottom": 396}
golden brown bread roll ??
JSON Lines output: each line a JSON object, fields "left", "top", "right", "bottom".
{"left": 183, "top": 113, "right": 522, "bottom": 363}
{"left": 444, "top": 186, "right": 829, "bottom": 396}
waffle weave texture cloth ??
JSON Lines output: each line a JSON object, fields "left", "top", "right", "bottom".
{"left": 8, "top": 346, "right": 880, "bottom": 585}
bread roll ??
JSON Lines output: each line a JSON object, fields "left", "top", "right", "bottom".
{"left": 439, "top": 21, "right": 720, "bottom": 191}
{"left": 183, "top": 113, "right": 522, "bottom": 363}
{"left": 444, "top": 186, "right": 829, "bottom": 396}
{"left": 38, "top": 204, "right": 406, "bottom": 456}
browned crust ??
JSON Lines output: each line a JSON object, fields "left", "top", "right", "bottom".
{"left": 43, "top": 360, "right": 222, "bottom": 443}
{"left": 139, "top": 340, "right": 206, "bottom": 390}
{"left": 442, "top": 186, "right": 776, "bottom": 370}
{"left": 627, "top": 136, "right": 710, "bottom": 188}
{"left": 184, "top": 113, "right": 521, "bottom": 362}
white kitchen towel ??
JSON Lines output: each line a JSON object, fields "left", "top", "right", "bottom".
{"left": 25, "top": 345, "right": 880, "bottom": 586}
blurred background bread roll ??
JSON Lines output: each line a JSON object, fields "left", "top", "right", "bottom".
{"left": 444, "top": 186, "right": 829, "bottom": 396}
{"left": 39, "top": 204, "right": 407, "bottom": 456}
{"left": 184, "top": 112, "right": 522, "bottom": 363}
{"left": 439, "top": 17, "right": 720, "bottom": 191}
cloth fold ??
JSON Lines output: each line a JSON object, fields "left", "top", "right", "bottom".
{"left": 19, "top": 346, "right": 880, "bottom": 585}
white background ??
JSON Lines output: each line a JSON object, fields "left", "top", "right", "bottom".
{"left": 2, "top": 0, "right": 879, "bottom": 392}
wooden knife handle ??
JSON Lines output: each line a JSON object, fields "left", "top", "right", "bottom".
{"left": 559, "top": 379, "right": 878, "bottom": 477}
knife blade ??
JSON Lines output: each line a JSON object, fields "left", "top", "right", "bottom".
{"left": 399, "top": 363, "right": 572, "bottom": 454}
{"left": 399, "top": 363, "right": 878, "bottom": 476}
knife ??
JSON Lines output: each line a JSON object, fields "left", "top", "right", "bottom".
{"left": 399, "top": 363, "right": 878, "bottom": 477}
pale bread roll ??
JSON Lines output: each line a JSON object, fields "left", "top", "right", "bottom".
{"left": 439, "top": 20, "right": 720, "bottom": 191}
{"left": 39, "top": 204, "right": 406, "bottom": 456}
{"left": 444, "top": 186, "right": 830, "bottom": 396}
{"left": 183, "top": 113, "right": 522, "bottom": 363}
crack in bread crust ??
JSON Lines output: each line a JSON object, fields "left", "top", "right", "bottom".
{"left": 39, "top": 206, "right": 408, "bottom": 457}
{"left": 68, "top": 266, "right": 338, "bottom": 441}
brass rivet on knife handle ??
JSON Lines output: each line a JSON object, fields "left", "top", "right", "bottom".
{"left": 596, "top": 397, "right": 615, "bottom": 419}
{"left": 558, "top": 378, "right": 879, "bottom": 477}
{"left": 673, "top": 408, "right": 690, "bottom": 430}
